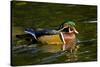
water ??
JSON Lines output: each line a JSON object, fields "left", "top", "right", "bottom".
{"left": 12, "top": 23, "right": 97, "bottom": 66}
